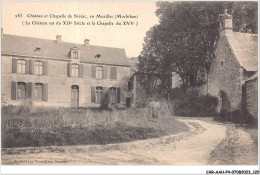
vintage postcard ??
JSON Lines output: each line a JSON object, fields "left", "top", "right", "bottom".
{"left": 1, "top": 1, "right": 258, "bottom": 174}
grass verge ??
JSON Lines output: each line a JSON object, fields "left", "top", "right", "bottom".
{"left": 2, "top": 103, "right": 188, "bottom": 148}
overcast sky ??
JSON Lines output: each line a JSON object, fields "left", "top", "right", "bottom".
{"left": 2, "top": 2, "right": 159, "bottom": 58}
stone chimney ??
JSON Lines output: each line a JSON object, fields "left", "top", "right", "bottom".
{"left": 84, "top": 39, "right": 90, "bottom": 47}
{"left": 56, "top": 35, "right": 62, "bottom": 43}
{"left": 219, "top": 9, "right": 233, "bottom": 33}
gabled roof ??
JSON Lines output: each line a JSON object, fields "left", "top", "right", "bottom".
{"left": 226, "top": 32, "right": 258, "bottom": 71}
{"left": 2, "top": 34, "right": 130, "bottom": 67}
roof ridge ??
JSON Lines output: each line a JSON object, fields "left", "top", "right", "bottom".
{"left": 3, "top": 33, "right": 126, "bottom": 50}
{"left": 2, "top": 33, "right": 131, "bottom": 66}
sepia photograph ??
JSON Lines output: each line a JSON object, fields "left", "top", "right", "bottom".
{"left": 1, "top": 1, "right": 258, "bottom": 173}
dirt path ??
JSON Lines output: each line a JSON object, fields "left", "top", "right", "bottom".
{"left": 208, "top": 124, "right": 258, "bottom": 165}
{"left": 1, "top": 118, "right": 257, "bottom": 165}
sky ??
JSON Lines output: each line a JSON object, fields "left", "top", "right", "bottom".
{"left": 1, "top": 2, "right": 159, "bottom": 58}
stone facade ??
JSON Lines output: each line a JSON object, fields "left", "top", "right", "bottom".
{"left": 1, "top": 34, "right": 131, "bottom": 108}
{"left": 127, "top": 57, "right": 148, "bottom": 108}
{"left": 208, "top": 32, "right": 243, "bottom": 112}
{"left": 243, "top": 75, "right": 258, "bottom": 119}
{"left": 207, "top": 11, "right": 258, "bottom": 114}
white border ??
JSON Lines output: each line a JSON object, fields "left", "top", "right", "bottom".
{"left": 1, "top": 0, "right": 259, "bottom": 174}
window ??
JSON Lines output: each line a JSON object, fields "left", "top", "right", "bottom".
{"left": 35, "top": 47, "right": 41, "bottom": 52}
{"left": 17, "top": 82, "right": 26, "bottom": 99}
{"left": 72, "top": 64, "right": 79, "bottom": 77}
{"left": 17, "top": 60, "right": 26, "bottom": 74}
{"left": 72, "top": 51, "right": 79, "bottom": 59}
{"left": 110, "top": 67, "right": 117, "bottom": 80}
{"left": 35, "top": 61, "right": 43, "bottom": 75}
{"left": 110, "top": 87, "right": 117, "bottom": 104}
{"left": 95, "top": 54, "right": 101, "bottom": 59}
{"left": 96, "top": 66, "right": 103, "bottom": 79}
{"left": 128, "top": 81, "right": 132, "bottom": 90}
{"left": 96, "top": 86, "right": 103, "bottom": 104}
{"left": 35, "top": 83, "right": 43, "bottom": 101}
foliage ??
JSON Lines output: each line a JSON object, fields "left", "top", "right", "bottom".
{"left": 231, "top": 2, "right": 258, "bottom": 34}
{"left": 2, "top": 105, "right": 188, "bottom": 148}
{"left": 137, "top": 1, "right": 258, "bottom": 96}
{"left": 214, "top": 109, "right": 256, "bottom": 124}
{"left": 2, "top": 124, "right": 159, "bottom": 148}
{"left": 170, "top": 88, "right": 218, "bottom": 117}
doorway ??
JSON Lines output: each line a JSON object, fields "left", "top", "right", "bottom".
{"left": 126, "top": 97, "right": 131, "bottom": 108}
{"left": 71, "top": 85, "right": 79, "bottom": 107}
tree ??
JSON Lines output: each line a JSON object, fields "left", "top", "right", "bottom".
{"left": 231, "top": 2, "right": 258, "bottom": 34}
{"left": 137, "top": 1, "right": 257, "bottom": 97}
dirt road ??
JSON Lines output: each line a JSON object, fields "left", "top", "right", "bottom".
{"left": 2, "top": 118, "right": 258, "bottom": 165}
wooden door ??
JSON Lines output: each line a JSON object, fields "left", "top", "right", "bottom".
{"left": 71, "top": 85, "right": 79, "bottom": 107}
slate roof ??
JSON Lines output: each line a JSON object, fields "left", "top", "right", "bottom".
{"left": 2, "top": 34, "right": 130, "bottom": 67}
{"left": 226, "top": 32, "right": 258, "bottom": 71}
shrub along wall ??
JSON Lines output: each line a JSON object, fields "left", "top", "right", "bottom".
{"left": 213, "top": 109, "right": 256, "bottom": 124}
{"left": 170, "top": 88, "right": 218, "bottom": 117}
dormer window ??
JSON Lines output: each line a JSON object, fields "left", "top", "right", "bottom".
{"left": 72, "top": 51, "right": 79, "bottom": 59}
{"left": 35, "top": 47, "right": 41, "bottom": 52}
{"left": 70, "top": 47, "right": 80, "bottom": 59}
{"left": 95, "top": 54, "right": 101, "bottom": 59}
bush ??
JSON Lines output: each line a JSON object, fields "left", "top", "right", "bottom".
{"left": 1, "top": 104, "right": 188, "bottom": 148}
{"left": 170, "top": 88, "right": 218, "bottom": 117}
{"left": 2, "top": 124, "right": 160, "bottom": 148}
{"left": 146, "top": 100, "right": 172, "bottom": 119}
{"left": 214, "top": 109, "right": 255, "bottom": 124}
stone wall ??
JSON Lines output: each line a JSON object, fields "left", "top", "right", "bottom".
{"left": 2, "top": 55, "right": 131, "bottom": 107}
{"left": 207, "top": 33, "right": 243, "bottom": 112}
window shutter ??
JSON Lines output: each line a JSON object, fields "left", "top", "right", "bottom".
{"left": 117, "top": 87, "right": 121, "bottom": 103}
{"left": 107, "top": 88, "right": 110, "bottom": 104}
{"left": 11, "top": 81, "right": 16, "bottom": 100}
{"left": 67, "top": 63, "right": 71, "bottom": 77}
{"left": 80, "top": 64, "right": 84, "bottom": 78}
{"left": 114, "top": 67, "right": 117, "bottom": 80}
{"left": 110, "top": 67, "right": 113, "bottom": 79}
{"left": 43, "top": 61, "right": 48, "bottom": 75}
{"left": 43, "top": 83, "right": 48, "bottom": 101}
{"left": 25, "top": 60, "right": 30, "bottom": 74}
{"left": 26, "top": 82, "right": 32, "bottom": 99}
{"left": 102, "top": 87, "right": 108, "bottom": 105}
{"left": 92, "top": 65, "right": 96, "bottom": 78}
{"left": 12, "top": 58, "right": 17, "bottom": 73}
{"left": 29, "top": 60, "right": 34, "bottom": 75}
{"left": 110, "top": 67, "right": 117, "bottom": 80}
{"left": 91, "top": 86, "right": 96, "bottom": 103}
{"left": 31, "top": 83, "right": 35, "bottom": 100}
{"left": 103, "top": 66, "right": 107, "bottom": 79}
